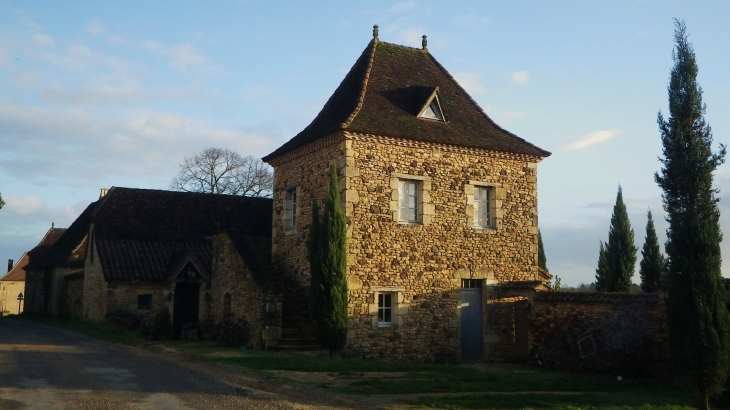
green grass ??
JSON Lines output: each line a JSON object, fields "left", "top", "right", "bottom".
{"left": 17, "top": 315, "right": 730, "bottom": 409}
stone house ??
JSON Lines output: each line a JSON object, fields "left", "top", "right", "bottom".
{"left": 79, "top": 187, "right": 271, "bottom": 339}
{"left": 1, "top": 255, "right": 37, "bottom": 316}
{"left": 261, "top": 31, "right": 550, "bottom": 362}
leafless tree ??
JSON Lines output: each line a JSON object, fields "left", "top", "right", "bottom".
{"left": 170, "top": 148, "right": 273, "bottom": 197}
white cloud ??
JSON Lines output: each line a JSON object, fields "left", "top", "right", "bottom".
{"left": 388, "top": 1, "right": 416, "bottom": 14}
{"left": 43, "top": 85, "right": 148, "bottom": 105}
{"left": 398, "top": 27, "right": 426, "bottom": 47}
{"left": 455, "top": 14, "right": 489, "bottom": 26}
{"left": 144, "top": 40, "right": 208, "bottom": 71}
{"left": 510, "top": 70, "right": 530, "bottom": 84}
{"left": 107, "top": 35, "right": 123, "bottom": 45}
{"left": 33, "top": 33, "right": 55, "bottom": 48}
{"left": 562, "top": 130, "right": 621, "bottom": 151}
{"left": 454, "top": 71, "right": 488, "bottom": 95}
{"left": 3, "top": 195, "right": 44, "bottom": 215}
{"left": 87, "top": 19, "right": 106, "bottom": 36}
{"left": 636, "top": 30, "right": 650, "bottom": 38}
{"left": 500, "top": 110, "right": 531, "bottom": 121}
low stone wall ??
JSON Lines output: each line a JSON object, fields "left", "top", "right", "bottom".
{"left": 530, "top": 291, "right": 671, "bottom": 376}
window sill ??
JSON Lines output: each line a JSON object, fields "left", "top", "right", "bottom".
{"left": 471, "top": 226, "right": 497, "bottom": 234}
{"left": 284, "top": 228, "right": 297, "bottom": 236}
{"left": 396, "top": 221, "right": 422, "bottom": 227}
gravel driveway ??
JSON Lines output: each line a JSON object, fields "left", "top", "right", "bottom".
{"left": 0, "top": 317, "right": 360, "bottom": 409}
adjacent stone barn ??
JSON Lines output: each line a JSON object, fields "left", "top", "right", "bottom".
{"left": 23, "top": 226, "right": 75, "bottom": 316}
{"left": 263, "top": 31, "right": 550, "bottom": 362}
{"left": 81, "top": 187, "right": 272, "bottom": 339}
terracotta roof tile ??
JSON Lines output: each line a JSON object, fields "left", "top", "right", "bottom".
{"left": 264, "top": 40, "right": 550, "bottom": 162}
{"left": 1, "top": 252, "right": 28, "bottom": 282}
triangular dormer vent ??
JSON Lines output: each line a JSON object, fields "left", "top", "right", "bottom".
{"left": 418, "top": 88, "right": 445, "bottom": 122}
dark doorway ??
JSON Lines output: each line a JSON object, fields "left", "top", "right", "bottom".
{"left": 515, "top": 300, "right": 529, "bottom": 359}
{"left": 173, "top": 282, "right": 200, "bottom": 339}
{"left": 460, "top": 279, "right": 483, "bottom": 362}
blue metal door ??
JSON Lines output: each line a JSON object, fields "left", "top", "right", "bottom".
{"left": 460, "top": 288, "right": 483, "bottom": 362}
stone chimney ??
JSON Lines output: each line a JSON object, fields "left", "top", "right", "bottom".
{"left": 7, "top": 259, "right": 13, "bottom": 273}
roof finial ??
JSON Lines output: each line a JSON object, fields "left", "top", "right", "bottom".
{"left": 422, "top": 35, "right": 428, "bottom": 50}
{"left": 51, "top": 222, "right": 54, "bottom": 229}
{"left": 373, "top": 24, "right": 379, "bottom": 40}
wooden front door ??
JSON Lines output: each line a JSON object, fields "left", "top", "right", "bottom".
{"left": 460, "top": 279, "right": 483, "bottom": 362}
{"left": 173, "top": 282, "right": 200, "bottom": 339}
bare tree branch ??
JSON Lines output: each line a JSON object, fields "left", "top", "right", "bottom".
{"left": 170, "top": 148, "right": 273, "bottom": 197}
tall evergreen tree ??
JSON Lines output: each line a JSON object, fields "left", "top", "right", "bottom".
{"left": 307, "top": 195, "right": 324, "bottom": 333}
{"left": 308, "top": 167, "right": 349, "bottom": 357}
{"left": 639, "top": 211, "right": 665, "bottom": 292}
{"left": 655, "top": 20, "right": 730, "bottom": 409}
{"left": 598, "top": 186, "right": 637, "bottom": 292}
{"left": 538, "top": 229, "right": 548, "bottom": 272}
{"left": 0, "top": 193, "right": 4, "bottom": 209}
{"left": 595, "top": 241, "right": 609, "bottom": 292}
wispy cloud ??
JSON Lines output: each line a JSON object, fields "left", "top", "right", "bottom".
{"left": 87, "top": 19, "right": 106, "bottom": 36}
{"left": 454, "top": 71, "right": 488, "bottom": 95}
{"left": 144, "top": 41, "right": 208, "bottom": 71}
{"left": 510, "top": 70, "right": 530, "bottom": 84}
{"left": 33, "top": 33, "right": 55, "bottom": 48}
{"left": 455, "top": 14, "right": 489, "bottom": 26}
{"left": 636, "top": 30, "right": 650, "bottom": 38}
{"left": 388, "top": 1, "right": 416, "bottom": 14}
{"left": 562, "top": 130, "right": 621, "bottom": 151}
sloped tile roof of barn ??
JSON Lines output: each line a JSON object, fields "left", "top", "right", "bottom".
{"left": 263, "top": 40, "right": 550, "bottom": 162}
{"left": 92, "top": 187, "right": 272, "bottom": 282}
{"left": 26, "top": 207, "right": 96, "bottom": 270}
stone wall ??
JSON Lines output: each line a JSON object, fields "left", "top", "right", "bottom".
{"left": 24, "top": 268, "right": 44, "bottom": 314}
{"left": 268, "top": 131, "right": 543, "bottom": 361}
{"left": 63, "top": 275, "right": 84, "bottom": 318}
{"left": 83, "top": 232, "right": 107, "bottom": 321}
{"left": 211, "top": 232, "right": 268, "bottom": 348}
{"left": 106, "top": 282, "right": 173, "bottom": 320}
{"left": 530, "top": 291, "right": 671, "bottom": 376}
{"left": 0, "top": 280, "right": 25, "bottom": 315}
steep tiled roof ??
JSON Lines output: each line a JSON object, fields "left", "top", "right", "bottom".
{"left": 93, "top": 187, "right": 272, "bottom": 282}
{"left": 26, "top": 213, "right": 94, "bottom": 270}
{"left": 1, "top": 252, "right": 28, "bottom": 282}
{"left": 264, "top": 40, "right": 550, "bottom": 162}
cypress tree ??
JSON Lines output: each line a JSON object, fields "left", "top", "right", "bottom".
{"left": 316, "top": 167, "right": 349, "bottom": 357}
{"left": 538, "top": 229, "right": 548, "bottom": 272}
{"left": 0, "top": 192, "right": 4, "bottom": 209}
{"left": 595, "top": 241, "right": 609, "bottom": 292}
{"left": 639, "top": 211, "right": 665, "bottom": 293}
{"left": 655, "top": 20, "right": 730, "bottom": 409}
{"left": 307, "top": 195, "right": 324, "bottom": 332}
{"left": 598, "top": 186, "right": 637, "bottom": 292}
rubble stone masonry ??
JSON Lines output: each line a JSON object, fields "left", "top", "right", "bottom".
{"left": 269, "top": 131, "right": 542, "bottom": 361}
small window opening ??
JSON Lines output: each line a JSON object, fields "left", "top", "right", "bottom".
{"left": 137, "top": 294, "right": 152, "bottom": 309}
{"left": 418, "top": 92, "right": 445, "bottom": 122}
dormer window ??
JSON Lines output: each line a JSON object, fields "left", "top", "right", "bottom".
{"left": 418, "top": 89, "right": 445, "bottom": 122}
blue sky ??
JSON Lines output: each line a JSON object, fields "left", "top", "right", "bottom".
{"left": 1, "top": 1, "right": 730, "bottom": 285}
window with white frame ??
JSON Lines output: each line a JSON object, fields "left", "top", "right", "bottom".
{"left": 284, "top": 187, "right": 298, "bottom": 230}
{"left": 474, "top": 186, "right": 493, "bottom": 228}
{"left": 398, "top": 180, "right": 419, "bottom": 223}
{"left": 378, "top": 293, "right": 395, "bottom": 326}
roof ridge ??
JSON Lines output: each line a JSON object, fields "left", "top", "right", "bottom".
{"left": 341, "top": 39, "right": 378, "bottom": 129}
{"left": 425, "top": 53, "right": 551, "bottom": 157}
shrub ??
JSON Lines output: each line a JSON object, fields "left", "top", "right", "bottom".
{"left": 214, "top": 318, "right": 251, "bottom": 347}
{"left": 150, "top": 308, "right": 172, "bottom": 340}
